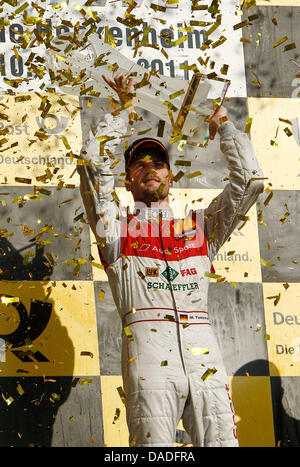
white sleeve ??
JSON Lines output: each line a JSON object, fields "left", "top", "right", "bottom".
{"left": 204, "top": 121, "right": 264, "bottom": 260}
{"left": 78, "top": 112, "right": 129, "bottom": 265}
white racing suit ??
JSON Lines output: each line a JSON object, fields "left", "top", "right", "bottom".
{"left": 78, "top": 111, "right": 264, "bottom": 447}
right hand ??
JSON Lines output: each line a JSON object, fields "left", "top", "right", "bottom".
{"left": 102, "top": 72, "right": 136, "bottom": 111}
{"left": 207, "top": 105, "right": 228, "bottom": 140}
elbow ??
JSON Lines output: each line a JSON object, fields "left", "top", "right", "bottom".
{"left": 248, "top": 178, "right": 265, "bottom": 194}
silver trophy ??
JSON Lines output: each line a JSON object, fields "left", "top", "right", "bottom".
{"left": 45, "top": 32, "right": 229, "bottom": 146}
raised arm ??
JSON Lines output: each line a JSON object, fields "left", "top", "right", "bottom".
{"left": 204, "top": 106, "right": 264, "bottom": 261}
{"left": 78, "top": 73, "right": 136, "bottom": 266}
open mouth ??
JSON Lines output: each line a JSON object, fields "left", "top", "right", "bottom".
{"left": 143, "top": 177, "right": 160, "bottom": 183}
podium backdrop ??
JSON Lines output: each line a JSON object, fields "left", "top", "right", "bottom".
{"left": 0, "top": 0, "right": 300, "bottom": 447}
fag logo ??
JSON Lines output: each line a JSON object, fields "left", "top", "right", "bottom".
{"left": 181, "top": 268, "right": 197, "bottom": 277}
{"left": 161, "top": 266, "right": 179, "bottom": 282}
{"left": 146, "top": 267, "right": 159, "bottom": 277}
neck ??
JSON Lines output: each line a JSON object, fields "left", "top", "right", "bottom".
{"left": 134, "top": 195, "right": 170, "bottom": 209}
{"left": 133, "top": 197, "right": 173, "bottom": 220}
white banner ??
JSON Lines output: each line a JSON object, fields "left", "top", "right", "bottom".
{"left": 0, "top": 0, "right": 246, "bottom": 97}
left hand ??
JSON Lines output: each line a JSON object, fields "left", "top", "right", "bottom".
{"left": 208, "top": 105, "right": 228, "bottom": 140}
{"left": 102, "top": 72, "right": 136, "bottom": 111}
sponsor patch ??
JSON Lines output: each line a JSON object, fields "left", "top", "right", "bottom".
{"left": 146, "top": 267, "right": 159, "bottom": 277}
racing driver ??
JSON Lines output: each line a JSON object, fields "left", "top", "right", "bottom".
{"left": 78, "top": 73, "right": 264, "bottom": 447}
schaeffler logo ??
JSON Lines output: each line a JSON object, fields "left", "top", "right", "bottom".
{"left": 161, "top": 266, "right": 179, "bottom": 282}
{"left": 35, "top": 114, "right": 69, "bottom": 139}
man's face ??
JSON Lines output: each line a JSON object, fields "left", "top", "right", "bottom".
{"left": 126, "top": 150, "right": 172, "bottom": 205}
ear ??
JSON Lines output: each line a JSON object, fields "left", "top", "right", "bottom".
{"left": 125, "top": 172, "right": 132, "bottom": 192}
{"left": 168, "top": 170, "right": 173, "bottom": 188}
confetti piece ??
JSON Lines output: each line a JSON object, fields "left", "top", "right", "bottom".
{"left": 1, "top": 296, "right": 20, "bottom": 305}
{"left": 79, "top": 378, "right": 93, "bottom": 385}
{"left": 113, "top": 408, "right": 121, "bottom": 424}
{"left": 204, "top": 272, "right": 222, "bottom": 280}
{"left": 260, "top": 259, "right": 275, "bottom": 267}
{"left": 245, "top": 117, "right": 253, "bottom": 133}
{"left": 161, "top": 360, "right": 168, "bottom": 366}
{"left": 2, "top": 394, "right": 14, "bottom": 406}
{"left": 273, "top": 36, "right": 288, "bottom": 48}
{"left": 284, "top": 127, "right": 293, "bottom": 137}
{"left": 16, "top": 384, "right": 24, "bottom": 396}
{"left": 117, "top": 386, "right": 127, "bottom": 405}
{"left": 280, "top": 205, "right": 290, "bottom": 224}
{"left": 284, "top": 43, "right": 296, "bottom": 52}
{"left": 175, "top": 160, "right": 191, "bottom": 167}
{"left": 99, "top": 289, "right": 105, "bottom": 301}
{"left": 263, "top": 191, "right": 273, "bottom": 207}
{"left": 201, "top": 367, "right": 217, "bottom": 381}
{"left": 80, "top": 351, "right": 94, "bottom": 358}
{"left": 190, "top": 347, "right": 209, "bottom": 355}
{"left": 124, "top": 326, "right": 134, "bottom": 341}
{"left": 233, "top": 20, "right": 249, "bottom": 31}
{"left": 157, "top": 120, "right": 165, "bottom": 138}
{"left": 14, "top": 178, "right": 32, "bottom": 184}
{"left": 186, "top": 171, "right": 202, "bottom": 179}
{"left": 267, "top": 294, "right": 281, "bottom": 306}
{"left": 173, "top": 171, "right": 184, "bottom": 183}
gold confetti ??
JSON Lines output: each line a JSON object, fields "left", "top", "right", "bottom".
{"left": 233, "top": 20, "right": 249, "bottom": 31}
{"left": 201, "top": 367, "right": 217, "bottom": 381}
{"left": 99, "top": 289, "right": 105, "bottom": 301}
{"left": 284, "top": 127, "right": 293, "bottom": 137}
{"left": 267, "top": 293, "right": 281, "bottom": 306}
{"left": 80, "top": 351, "right": 94, "bottom": 358}
{"left": 117, "top": 386, "right": 127, "bottom": 405}
{"left": 186, "top": 171, "right": 202, "bottom": 179}
{"left": 190, "top": 347, "right": 209, "bottom": 355}
{"left": 113, "top": 408, "right": 121, "bottom": 424}
{"left": 204, "top": 272, "right": 222, "bottom": 280}
{"left": 1, "top": 296, "right": 20, "bottom": 305}
{"left": 14, "top": 178, "right": 32, "bottom": 184}
{"left": 16, "top": 384, "right": 24, "bottom": 396}
{"left": 263, "top": 191, "right": 273, "bottom": 207}
{"left": 79, "top": 378, "right": 93, "bottom": 385}
{"left": 280, "top": 204, "right": 290, "bottom": 224}
{"left": 284, "top": 43, "right": 296, "bottom": 52}
{"left": 2, "top": 394, "right": 14, "bottom": 406}
{"left": 124, "top": 326, "right": 134, "bottom": 341}
{"left": 245, "top": 117, "right": 253, "bottom": 133}
{"left": 260, "top": 259, "right": 275, "bottom": 267}
{"left": 272, "top": 36, "right": 288, "bottom": 48}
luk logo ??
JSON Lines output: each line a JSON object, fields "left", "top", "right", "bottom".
{"left": 162, "top": 266, "right": 179, "bottom": 282}
{"left": 0, "top": 295, "right": 52, "bottom": 362}
{"left": 146, "top": 267, "right": 159, "bottom": 277}
{"left": 35, "top": 114, "right": 69, "bottom": 139}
